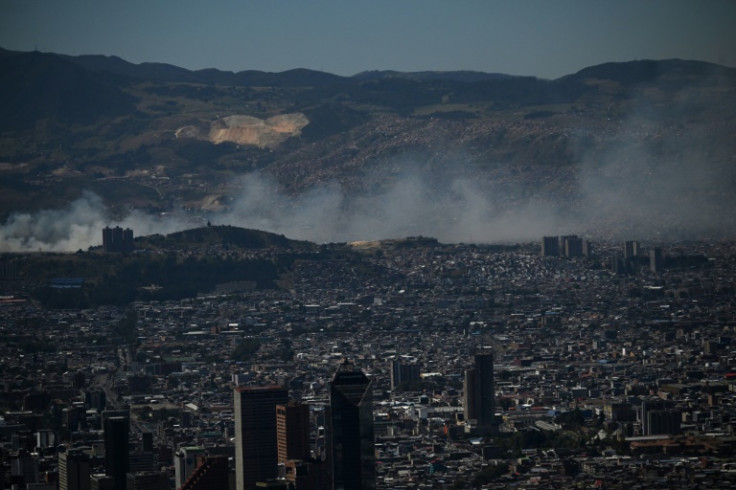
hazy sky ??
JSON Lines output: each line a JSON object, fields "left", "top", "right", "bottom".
{"left": 1, "top": 0, "right": 734, "bottom": 78}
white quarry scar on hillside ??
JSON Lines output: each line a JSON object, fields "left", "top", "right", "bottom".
{"left": 175, "top": 113, "right": 309, "bottom": 149}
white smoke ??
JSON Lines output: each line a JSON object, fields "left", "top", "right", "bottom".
{"left": 3, "top": 142, "right": 732, "bottom": 253}
{"left": 218, "top": 171, "right": 564, "bottom": 244}
{"left": 574, "top": 110, "right": 736, "bottom": 241}
{"left": 0, "top": 171, "right": 568, "bottom": 252}
{"left": 0, "top": 191, "right": 186, "bottom": 252}
{"left": 2, "top": 78, "right": 734, "bottom": 252}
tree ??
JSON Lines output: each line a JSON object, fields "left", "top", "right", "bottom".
{"left": 473, "top": 463, "right": 509, "bottom": 486}
{"left": 113, "top": 309, "right": 138, "bottom": 343}
{"left": 562, "top": 458, "right": 581, "bottom": 477}
{"left": 555, "top": 408, "right": 585, "bottom": 428}
{"left": 232, "top": 338, "right": 261, "bottom": 362}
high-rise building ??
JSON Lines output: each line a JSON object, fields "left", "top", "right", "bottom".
{"left": 122, "top": 228, "right": 134, "bottom": 252}
{"left": 59, "top": 449, "right": 91, "bottom": 490}
{"left": 582, "top": 240, "right": 594, "bottom": 258}
{"left": 647, "top": 409, "right": 682, "bottom": 436}
{"left": 102, "top": 227, "right": 113, "bottom": 253}
{"left": 128, "top": 451, "right": 155, "bottom": 474}
{"left": 463, "top": 353, "right": 495, "bottom": 432}
{"left": 234, "top": 385, "right": 289, "bottom": 490}
{"left": 463, "top": 368, "right": 478, "bottom": 422}
{"left": 11, "top": 450, "right": 39, "bottom": 486}
{"left": 276, "top": 402, "right": 311, "bottom": 465}
{"left": 125, "top": 471, "right": 169, "bottom": 490}
{"left": 328, "top": 359, "right": 375, "bottom": 490}
{"left": 86, "top": 390, "right": 106, "bottom": 411}
{"left": 541, "top": 236, "right": 560, "bottom": 257}
{"left": 283, "top": 459, "right": 320, "bottom": 490}
{"left": 140, "top": 432, "right": 153, "bottom": 453}
{"left": 102, "top": 226, "right": 134, "bottom": 253}
{"left": 641, "top": 399, "right": 681, "bottom": 435}
{"left": 90, "top": 474, "right": 115, "bottom": 490}
{"left": 103, "top": 415, "right": 130, "bottom": 490}
{"left": 180, "top": 455, "right": 230, "bottom": 490}
{"left": 36, "top": 429, "right": 55, "bottom": 449}
{"left": 389, "top": 360, "right": 420, "bottom": 391}
{"left": 611, "top": 256, "right": 625, "bottom": 275}
{"left": 650, "top": 247, "right": 664, "bottom": 273}
{"left": 562, "top": 235, "right": 583, "bottom": 258}
{"left": 175, "top": 446, "right": 206, "bottom": 489}
{"left": 624, "top": 241, "right": 640, "bottom": 259}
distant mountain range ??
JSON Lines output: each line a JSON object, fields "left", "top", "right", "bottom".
{"left": 1, "top": 48, "right": 735, "bottom": 248}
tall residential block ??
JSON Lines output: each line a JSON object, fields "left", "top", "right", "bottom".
{"left": 650, "top": 247, "right": 663, "bottom": 273}
{"left": 102, "top": 226, "right": 134, "bottom": 253}
{"left": 562, "top": 235, "right": 583, "bottom": 258}
{"left": 624, "top": 240, "right": 640, "bottom": 259}
{"left": 463, "top": 353, "right": 495, "bottom": 432}
{"left": 541, "top": 236, "right": 560, "bottom": 257}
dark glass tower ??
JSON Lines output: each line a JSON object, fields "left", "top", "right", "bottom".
{"left": 328, "top": 359, "right": 375, "bottom": 490}
{"left": 103, "top": 415, "right": 129, "bottom": 490}
{"left": 474, "top": 353, "right": 495, "bottom": 428}
{"left": 234, "top": 385, "right": 289, "bottom": 490}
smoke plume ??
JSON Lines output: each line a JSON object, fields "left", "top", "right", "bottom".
{"left": 1, "top": 82, "right": 734, "bottom": 252}
{"left": 0, "top": 191, "right": 185, "bottom": 252}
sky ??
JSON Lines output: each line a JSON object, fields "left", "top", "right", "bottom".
{"left": 1, "top": 0, "right": 734, "bottom": 78}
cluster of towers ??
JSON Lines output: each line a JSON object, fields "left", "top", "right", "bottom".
{"left": 540, "top": 235, "right": 592, "bottom": 258}
{"left": 59, "top": 356, "right": 495, "bottom": 489}
{"left": 233, "top": 358, "right": 375, "bottom": 490}
{"left": 59, "top": 411, "right": 161, "bottom": 490}
{"left": 102, "top": 226, "right": 134, "bottom": 253}
{"left": 612, "top": 240, "right": 664, "bottom": 274}
{"left": 542, "top": 236, "right": 666, "bottom": 273}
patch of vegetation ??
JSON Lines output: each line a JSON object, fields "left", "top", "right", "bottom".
{"left": 492, "top": 428, "right": 584, "bottom": 457}
{"left": 472, "top": 463, "right": 510, "bottom": 486}
{"left": 32, "top": 286, "right": 92, "bottom": 309}
{"left": 299, "top": 103, "right": 369, "bottom": 140}
{"left": 24, "top": 227, "right": 321, "bottom": 307}
{"left": 232, "top": 338, "right": 261, "bottom": 362}
{"left": 146, "top": 225, "right": 313, "bottom": 250}
{"left": 17, "top": 337, "right": 57, "bottom": 353}
{"left": 113, "top": 308, "right": 138, "bottom": 343}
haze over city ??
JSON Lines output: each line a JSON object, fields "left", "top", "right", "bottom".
{"left": 3, "top": 3, "right": 736, "bottom": 489}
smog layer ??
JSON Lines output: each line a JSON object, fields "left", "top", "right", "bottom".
{"left": 1, "top": 50, "right": 734, "bottom": 251}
